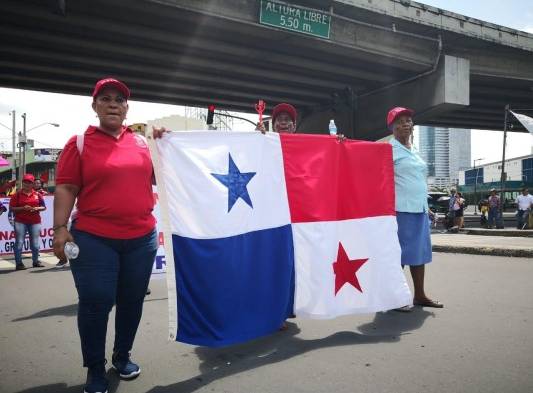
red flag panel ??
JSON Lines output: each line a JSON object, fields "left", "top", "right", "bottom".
{"left": 280, "top": 134, "right": 395, "bottom": 223}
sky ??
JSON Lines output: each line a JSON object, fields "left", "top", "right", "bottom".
{"left": 0, "top": 0, "right": 531, "bottom": 167}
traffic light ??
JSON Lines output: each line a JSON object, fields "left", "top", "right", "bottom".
{"left": 207, "top": 105, "right": 215, "bottom": 125}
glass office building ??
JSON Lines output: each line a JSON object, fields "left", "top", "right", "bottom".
{"left": 418, "top": 126, "right": 471, "bottom": 188}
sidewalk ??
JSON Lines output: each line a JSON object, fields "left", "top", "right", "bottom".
{"left": 0, "top": 252, "right": 58, "bottom": 270}
{"left": 431, "top": 230, "right": 533, "bottom": 257}
{"left": 461, "top": 227, "right": 533, "bottom": 237}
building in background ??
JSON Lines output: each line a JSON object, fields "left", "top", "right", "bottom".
{"left": 0, "top": 144, "right": 61, "bottom": 194}
{"left": 418, "top": 126, "right": 471, "bottom": 188}
{"left": 458, "top": 153, "right": 533, "bottom": 207}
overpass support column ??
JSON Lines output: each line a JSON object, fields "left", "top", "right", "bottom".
{"left": 299, "top": 55, "right": 470, "bottom": 140}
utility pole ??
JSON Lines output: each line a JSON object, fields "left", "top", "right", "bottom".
{"left": 22, "top": 113, "right": 27, "bottom": 175}
{"left": 473, "top": 157, "right": 484, "bottom": 215}
{"left": 17, "top": 133, "right": 23, "bottom": 189}
{"left": 11, "top": 110, "right": 16, "bottom": 181}
{"left": 17, "top": 113, "right": 27, "bottom": 189}
{"left": 499, "top": 105, "right": 509, "bottom": 228}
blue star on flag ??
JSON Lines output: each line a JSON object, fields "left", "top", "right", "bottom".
{"left": 212, "top": 153, "right": 256, "bottom": 212}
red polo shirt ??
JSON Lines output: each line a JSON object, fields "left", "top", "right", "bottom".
{"left": 56, "top": 126, "right": 156, "bottom": 239}
{"left": 9, "top": 190, "right": 45, "bottom": 224}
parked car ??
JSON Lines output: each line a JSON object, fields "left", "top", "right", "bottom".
{"left": 428, "top": 192, "right": 449, "bottom": 214}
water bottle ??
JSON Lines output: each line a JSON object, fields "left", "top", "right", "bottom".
{"left": 64, "top": 241, "right": 80, "bottom": 259}
{"left": 328, "top": 119, "right": 337, "bottom": 136}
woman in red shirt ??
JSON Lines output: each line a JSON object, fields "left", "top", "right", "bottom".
{"left": 9, "top": 173, "right": 46, "bottom": 270}
{"left": 53, "top": 78, "right": 165, "bottom": 393}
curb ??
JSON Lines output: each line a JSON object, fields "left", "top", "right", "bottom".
{"left": 432, "top": 245, "right": 533, "bottom": 258}
{"left": 461, "top": 229, "right": 533, "bottom": 238}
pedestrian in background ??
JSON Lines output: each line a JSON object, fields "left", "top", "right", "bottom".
{"left": 388, "top": 107, "right": 443, "bottom": 310}
{"left": 447, "top": 188, "right": 456, "bottom": 229}
{"left": 515, "top": 188, "right": 533, "bottom": 229}
{"left": 33, "top": 178, "right": 49, "bottom": 196}
{"left": 479, "top": 199, "right": 489, "bottom": 227}
{"left": 53, "top": 78, "right": 165, "bottom": 393}
{"left": 487, "top": 188, "right": 501, "bottom": 229}
{"left": 453, "top": 192, "right": 465, "bottom": 229}
{"left": 9, "top": 174, "right": 46, "bottom": 270}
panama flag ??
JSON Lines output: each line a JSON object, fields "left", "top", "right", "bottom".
{"left": 151, "top": 131, "right": 411, "bottom": 347}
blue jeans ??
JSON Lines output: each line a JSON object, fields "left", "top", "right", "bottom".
{"left": 70, "top": 226, "right": 158, "bottom": 368}
{"left": 14, "top": 221, "right": 41, "bottom": 265}
{"left": 517, "top": 209, "right": 530, "bottom": 229}
{"left": 487, "top": 207, "right": 500, "bottom": 228}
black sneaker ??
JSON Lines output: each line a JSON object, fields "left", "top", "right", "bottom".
{"left": 146, "top": 288, "right": 151, "bottom": 295}
{"left": 112, "top": 352, "right": 141, "bottom": 379}
{"left": 55, "top": 259, "right": 69, "bottom": 268}
{"left": 84, "top": 361, "right": 108, "bottom": 393}
{"left": 15, "top": 264, "right": 26, "bottom": 271}
{"left": 32, "top": 261, "right": 45, "bottom": 268}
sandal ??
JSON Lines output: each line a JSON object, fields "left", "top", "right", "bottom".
{"left": 413, "top": 299, "right": 444, "bottom": 308}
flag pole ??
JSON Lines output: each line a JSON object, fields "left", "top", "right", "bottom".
{"left": 146, "top": 130, "right": 179, "bottom": 341}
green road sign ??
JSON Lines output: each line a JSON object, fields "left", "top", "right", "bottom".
{"left": 259, "top": 0, "right": 331, "bottom": 39}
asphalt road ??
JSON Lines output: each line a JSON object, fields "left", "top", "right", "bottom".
{"left": 1, "top": 253, "right": 532, "bottom": 393}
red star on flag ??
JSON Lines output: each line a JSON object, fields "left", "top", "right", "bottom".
{"left": 332, "top": 242, "right": 368, "bottom": 295}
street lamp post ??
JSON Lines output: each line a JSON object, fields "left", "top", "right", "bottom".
{"left": 11, "top": 111, "right": 16, "bottom": 181}
{"left": 26, "top": 122, "right": 60, "bottom": 133}
{"left": 1, "top": 114, "right": 59, "bottom": 187}
{"left": 16, "top": 113, "right": 60, "bottom": 188}
{"left": 473, "top": 158, "right": 484, "bottom": 215}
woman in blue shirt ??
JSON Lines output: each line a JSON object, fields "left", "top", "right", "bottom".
{"left": 388, "top": 107, "right": 443, "bottom": 309}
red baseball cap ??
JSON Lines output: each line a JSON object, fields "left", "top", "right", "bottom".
{"left": 272, "top": 103, "right": 297, "bottom": 123}
{"left": 92, "top": 78, "right": 130, "bottom": 99}
{"left": 22, "top": 174, "right": 35, "bottom": 183}
{"left": 387, "top": 107, "right": 414, "bottom": 128}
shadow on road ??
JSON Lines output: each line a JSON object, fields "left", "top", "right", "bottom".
{"left": 357, "top": 307, "right": 435, "bottom": 336}
{"left": 147, "top": 309, "right": 434, "bottom": 393}
{"left": 15, "top": 370, "right": 122, "bottom": 393}
{"left": 12, "top": 304, "right": 78, "bottom": 322}
{"left": 29, "top": 267, "right": 71, "bottom": 274}
{"left": 12, "top": 297, "right": 167, "bottom": 322}
{"left": 15, "top": 383, "right": 83, "bottom": 393}
{"left": 13, "top": 309, "right": 434, "bottom": 393}
{"left": 0, "top": 269, "right": 18, "bottom": 275}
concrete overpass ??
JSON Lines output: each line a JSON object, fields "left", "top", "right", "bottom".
{"left": 1, "top": 0, "right": 532, "bottom": 139}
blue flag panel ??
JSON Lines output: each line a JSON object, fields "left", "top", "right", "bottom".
{"left": 172, "top": 224, "right": 294, "bottom": 347}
